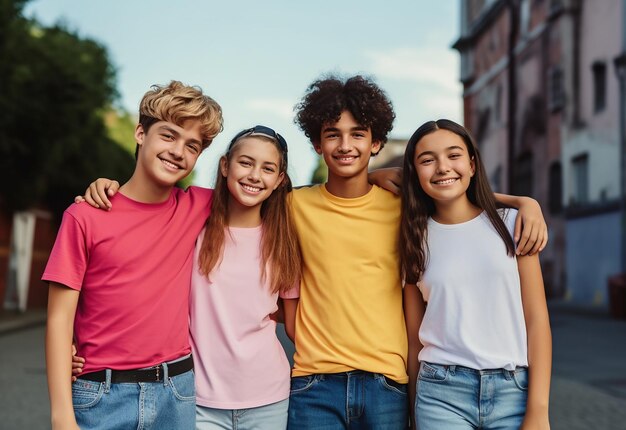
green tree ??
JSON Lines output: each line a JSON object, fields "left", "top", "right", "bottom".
{"left": 0, "top": 0, "right": 134, "bottom": 219}
{"left": 311, "top": 156, "right": 328, "bottom": 184}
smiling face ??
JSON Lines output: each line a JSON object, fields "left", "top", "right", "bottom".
{"left": 134, "top": 119, "right": 204, "bottom": 189}
{"left": 221, "top": 136, "right": 285, "bottom": 214}
{"left": 315, "top": 110, "right": 381, "bottom": 184}
{"left": 414, "top": 129, "right": 475, "bottom": 205}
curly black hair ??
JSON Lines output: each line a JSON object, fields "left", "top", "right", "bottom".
{"left": 294, "top": 75, "right": 395, "bottom": 155}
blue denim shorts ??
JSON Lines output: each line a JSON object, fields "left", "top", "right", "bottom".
{"left": 416, "top": 362, "right": 528, "bottom": 430}
{"left": 196, "top": 398, "right": 289, "bottom": 430}
{"left": 72, "top": 365, "right": 195, "bottom": 430}
{"left": 287, "top": 371, "right": 408, "bottom": 429}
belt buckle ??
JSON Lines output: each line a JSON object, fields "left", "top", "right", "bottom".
{"left": 156, "top": 366, "right": 160, "bottom": 381}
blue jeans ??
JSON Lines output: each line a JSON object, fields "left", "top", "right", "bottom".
{"left": 287, "top": 371, "right": 408, "bottom": 429}
{"left": 196, "top": 398, "right": 289, "bottom": 430}
{"left": 416, "top": 362, "right": 528, "bottom": 430}
{"left": 72, "top": 367, "right": 195, "bottom": 429}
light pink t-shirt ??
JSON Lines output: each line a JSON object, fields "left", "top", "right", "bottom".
{"left": 42, "top": 187, "right": 212, "bottom": 373}
{"left": 190, "top": 226, "right": 299, "bottom": 409}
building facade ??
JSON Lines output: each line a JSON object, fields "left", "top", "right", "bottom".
{"left": 453, "top": 0, "right": 625, "bottom": 305}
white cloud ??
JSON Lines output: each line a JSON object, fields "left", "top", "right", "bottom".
{"left": 365, "top": 47, "right": 461, "bottom": 94}
{"left": 244, "top": 98, "right": 294, "bottom": 120}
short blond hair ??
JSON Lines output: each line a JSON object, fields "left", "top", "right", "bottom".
{"left": 139, "top": 81, "right": 223, "bottom": 148}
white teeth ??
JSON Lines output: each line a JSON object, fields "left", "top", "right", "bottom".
{"left": 241, "top": 184, "right": 261, "bottom": 193}
{"left": 435, "top": 178, "right": 457, "bottom": 185}
{"left": 161, "top": 159, "right": 180, "bottom": 169}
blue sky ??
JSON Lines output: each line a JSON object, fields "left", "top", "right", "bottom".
{"left": 25, "top": 0, "right": 462, "bottom": 186}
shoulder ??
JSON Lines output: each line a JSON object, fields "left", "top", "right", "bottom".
{"left": 176, "top": 185, "right": 213, "bottom": 201}
{"left": 497, "top": 208, "right": 518, "bottom": 238}
{"left": 290, "top": 184, "right": 321, "bottom": 203}
{"left": 372, "top": 185, "right": 401, "bottom": 207}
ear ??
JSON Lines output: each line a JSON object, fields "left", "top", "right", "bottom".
{"left": 313, "top": 141, "right": 322, "bottom": 155}
{"left": 371, "top": 140, "right": 382, "bottom": 155}
{"left": 273, "top": 172, "right": 286, "bottom": 191}
{"left": 219, "top": 156, "right": 229, "bottom": 178}
{"left": 134, "top": 124, "right": 145, "bottom": 146}
{"left": 470, "top": 156, "right": 476, "bottom": 177}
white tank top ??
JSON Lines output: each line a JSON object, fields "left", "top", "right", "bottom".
{"left": 418, "top": 209, "right": 528, "bottom": 370}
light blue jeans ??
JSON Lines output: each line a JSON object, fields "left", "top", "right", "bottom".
{"left": 287, "top": 371, "right": 408, "bottom": 429}
{"left": 195, "top": 398, "right": 289, "bottom": 430}
{"left": 416, "top": 362, "right": 528, "bottom": 430}
{"left": 72, "top": 367, "right": 195, "bottom": 429}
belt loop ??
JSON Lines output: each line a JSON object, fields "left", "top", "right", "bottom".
{"left": 162, "top": 361, "right": 169, "bottom": 386}
{"left": 104, "top": 369, "right": 112, "bottom": 393}
{"left": 448, "top": 365, "right": 456, "bottom": 376}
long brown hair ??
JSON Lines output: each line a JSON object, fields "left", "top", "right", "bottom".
{"left": 197, "top": 130, "right": 301, "bottom": 294}
{"left": 400, "top": 119, "right": 515, "bottom": 284}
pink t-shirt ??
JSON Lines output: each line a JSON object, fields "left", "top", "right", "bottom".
{"left": 190, "top": 226, "right": 299, "bottom": 409}
{"left": 42, "top": 186, "right": 212, "bottom": 373}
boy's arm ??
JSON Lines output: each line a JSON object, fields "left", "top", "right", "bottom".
{"left": 75, "top": 179, "right": 120, "bottom": 210}
{"left": 517, "top": 254, "right": 552, "bottom": 430}
{"left": 282, "top": 298, "right": 299, "bottom": 343}
{"left": 368, "top": 169, "right": 548, "bottom": 256}
{"left": 403, "top": 283, "right": 425, "bottom": 429}
{"left": 495, "top": 194, "right": 548, "bottom": 255}
{"left": 46, "top": 282, "right": 81, "bottom": 430}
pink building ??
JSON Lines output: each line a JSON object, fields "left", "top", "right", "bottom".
{"left": 453, "top": 0, "right": 625, "bottom": 305}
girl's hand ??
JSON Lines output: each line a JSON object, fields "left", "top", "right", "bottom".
{"left": 514, "top": 197, "right": 548, "bottom": 256}
{"left": 71, "top": 344, "right": 85, "bottom": 382}
{"left": 368, "top": 167, "right": 402, "bottom": 195}
{"left": 75, "top": 178, "right": 120, "bottom": 210}
{"left": 520, "top": 411, "right": 550, "bottom": 430}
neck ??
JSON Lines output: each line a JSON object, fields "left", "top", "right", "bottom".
{"left": 227, "top": 200, "right": 262, "bottom": 228}
{"left": 325, "top": 172, "right": 372, "bottom": 198}
{"left": 432, "top": 196, "right": 482, "bottom": 224}
{"left": 120, "top": 175, "right": 173, "bottom": 203}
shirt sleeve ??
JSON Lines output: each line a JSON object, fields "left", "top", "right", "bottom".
{"left": 41, "top": 210, "right": 88, "bottom": 291}
{"left": 280, "top": 280, "right": 300, "bottom": 299}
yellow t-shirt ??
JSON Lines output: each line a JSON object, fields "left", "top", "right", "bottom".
{"left": 290, "top": 184, "right": 408, "bottom": 383}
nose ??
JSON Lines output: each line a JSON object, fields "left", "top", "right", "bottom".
{"left": 169, "top": 140, "right": 184, "bottom": 159}
{"left": 436, "top": 158, "right": 451, "bottom": 174}
{"left": 248, "top": 166, "right": 261, "bottom": 182}
{"left": 338, "top": 135, "right": 352, "bottom": 153}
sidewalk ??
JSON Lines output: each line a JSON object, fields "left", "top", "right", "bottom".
{"left": 0, "top": 309, "right": 46, "bottom": 335}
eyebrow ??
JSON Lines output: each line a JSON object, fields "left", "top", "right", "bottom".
{"left": 158, "top": 125, "right": 202, "bottom": 147}
{"left": 416, "top": 145, "right": 466, "bottom": 158}
{"left": 322, "top": 125, "right": 369, "bottom": 133}
{"left": 237, "top": 154, "right": 278, "bottom": 167}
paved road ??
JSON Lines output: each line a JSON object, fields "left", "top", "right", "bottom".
{"left": 0, "top": 304, "right": 625, "bottom": 429}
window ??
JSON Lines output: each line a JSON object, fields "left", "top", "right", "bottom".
{"left": 513, "top": 153, "right": 534, "bottom": 197}
{"left": 548, "top": 161, "right": 563, "bottom": 214}
{"left": 494, "top": 85, "right": 503, "bottom": 123}
{"left": 549, "top": 67, "right": 564, "bottom": 111}
{"left": 520, "top": 0, "right": 531, "bottom": 36}
{"left": 571, "top": 154, "right": 589, "bottom": 204}
{"left": 592, "top": 62, "right": 607, "bottom": 113}
{"left": 490, "top": 165, "right": 502, "bottom": 193}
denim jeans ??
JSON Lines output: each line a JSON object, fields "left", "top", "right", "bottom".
{"left": 72, "top": 367, "right": 196, "bottom": 429}
{"left": 196, "top": 398, "right": 289, "bottom": 430}
{"left": 416, "top": 362, "right": 528, "bottom": 430}
{"left": 287, "top": 371, "right": 408, "bottom": 429}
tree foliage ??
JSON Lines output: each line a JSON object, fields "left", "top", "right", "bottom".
{"left": 0, "top": 0, "right": 134, "bottom": 220}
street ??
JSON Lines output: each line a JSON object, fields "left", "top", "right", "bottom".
{"left": 1, "top": 304, "right": 625, "bottom": 429}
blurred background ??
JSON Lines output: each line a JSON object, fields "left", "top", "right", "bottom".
{"left": 1, "top": 0, "right": 625, "bottom": 428}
